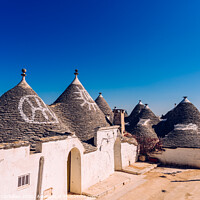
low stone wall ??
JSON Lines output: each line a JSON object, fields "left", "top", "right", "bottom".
{"left": 151, "top": 148, "right": 200, "bottom": 168}
{"left": 121, "top": 143, "right": 137, "bottom": 168}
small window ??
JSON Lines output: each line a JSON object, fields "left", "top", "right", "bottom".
{"left": 18, "top": 174, "right": 30, "bottom": 188}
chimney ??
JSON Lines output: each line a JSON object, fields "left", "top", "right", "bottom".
{"left": 113, "top": 108, "right": 125, "bottom": 135}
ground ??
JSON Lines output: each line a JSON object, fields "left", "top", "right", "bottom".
{"left": 69, "top": 166, "right": 200, "bottom": 200}
{"left": 116, "top": 167, "right": 200, "bottom": 200}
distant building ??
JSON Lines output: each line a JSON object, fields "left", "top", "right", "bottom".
{"left": 151, "top": 97, "right": 200, "bottom": 168}
{"left": 125, "top": 100, "right": 145, "bottom": 125}
{"left": 95, "top": 92, "right": 114, "bottom": 123}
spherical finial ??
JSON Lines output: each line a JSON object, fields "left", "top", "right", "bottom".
{"left": 74, "top": 69, "right": 79, "bottom": 76}
{"left": 139, "top": 100, "right": 141, "bottom": 103}
{"left": 21, "top": 68, "right": 27, "bottom": 77}
{"left": 99, "top": 92, "right": 102, "bottom": 95}
{"left": 183, "top": 96, "right": 187, "bottom": 99}
{"left": 145, "top": 104, "right": 148, "bottom": 106}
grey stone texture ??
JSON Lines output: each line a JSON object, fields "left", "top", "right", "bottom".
{"left": 52, "top": 75, "right": 110, "bottom": 143}
{"left": 126, "top": 101, "right": 145, "bottom": 125}
{"left": 95, "top": 93, "right": 114, "bottom": 123}
{"left": 0, "top": 77, "right": 71, "bottom": 149}
{"left": 156, "top": 97, "right": 200, "bottom": 148}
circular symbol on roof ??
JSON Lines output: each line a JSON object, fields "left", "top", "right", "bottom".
{"left": 74, "top": 86, "right": 98, "bottom": 111}
{"left": 18, "top": 95, "right": 59, "bottom": 124}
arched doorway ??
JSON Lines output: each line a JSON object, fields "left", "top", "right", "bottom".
{"left": 67, "top": 148, "right": 81, "bottom": 194}
{"left": 114, "top": 137, "right": 122, "bottom": 171}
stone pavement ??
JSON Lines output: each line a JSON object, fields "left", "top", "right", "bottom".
{"left": 122, "top": 162, "right": 158, "bottom": 175}
{"left": 68, "top": 162, "right": 158, "bottom": 199}
{"left": 82, "top": 171, "right": 146, "bottom": 198}
{"left": 68, "top": 194, "right": 96, "bottom": 200}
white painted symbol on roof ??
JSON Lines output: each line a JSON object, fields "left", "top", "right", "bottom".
{"left": 18, "top": 95, "right": 59, "bottom": 124}
{"left": 74, "top": 86, "right": 98, "bottom": 111}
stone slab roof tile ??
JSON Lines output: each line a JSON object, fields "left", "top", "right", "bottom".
{"left": 52, "top": 70, "right": 110, "bottom": 142}
{"left": 0, "top": 69, "right": 71, "bottom": 147}
{"left": 95, "top": 92, "right": 114, "bottom": 123}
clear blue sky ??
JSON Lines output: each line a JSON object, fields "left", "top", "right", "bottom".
{"left": 0, "top": 0, "right": 200, "bottom": 116}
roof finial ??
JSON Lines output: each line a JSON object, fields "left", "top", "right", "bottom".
{"left": 21, "top": 68, "right": 27, "bottom": 79}
{"left": 181, "top": 96, "right": 190, "bottom": 103}
{"left": 74, "top": 69, "right": 79, "bottom": 77}
{"left": 18, "top": 68, "right": 31, "bottom": 88}
{"left": 138, "top": 100, "right": 143, "bottom": 105}
{"left": 71, "top": 69, "right": 82, "bottom": 85}
{"left": 99, "top": 92, "right": 103, "bottom": 97}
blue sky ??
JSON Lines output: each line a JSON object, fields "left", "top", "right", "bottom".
{"left": 0, "top": 0, "right": 200, "bottom": 115}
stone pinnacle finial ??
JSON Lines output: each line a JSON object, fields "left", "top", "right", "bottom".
{"left": 74, "top": 69, "right": 79, "bottom": 76}
{"left": 99, "top": 92, "right": 103, "bottom": 97}
{"left": 138, "top": 100, "right": 143, "bottom": 105}
{"left": 21, "top": 68, "right": 27, "bottom": 77}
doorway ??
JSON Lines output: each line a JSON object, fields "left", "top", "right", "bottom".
{"left": 67, "top": 148, "right": 81, "bottom": 194}
{"left": 114, "top": 138, "right": 122, "bottom": 171}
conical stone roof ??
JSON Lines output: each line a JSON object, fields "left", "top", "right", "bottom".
{"left": 126, "top": 103, "right": 160, "bottom": 133}
{"left": 138, "top": 104, "right": 160, "bottom": 126}
{"left": 132, "top": 119, "right": 159, "bottom": 140}
{"left": 95, "top": 92, "right": 114, "bottom": 123}
{"left": 126, "top": 100, "right": 145, "bottom": 123}
{"left": 159, "top": 97, "right": 200, "bottom": 148}
{"left": 52, "top": 70, "right": 110, "bottom": 142}
{"left": 163, "top": 125, "right": 200, "bottom": 148}
{"left": 131, "top": 119, "right": 159, "bottom": 153}
{"left": 0, "top": 69, "right": 71, "bottom": 146}
{"left": 155, "top": 97, "right": 200, "bottom": 138}
{"left": 161, "top": 103, "right": 177, "bottom": 120}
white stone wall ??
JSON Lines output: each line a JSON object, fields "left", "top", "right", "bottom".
{"left": 151, "top": 148, "right": 200, "bottom": 168}
{"left": 121, "top": 143, "right": 138, "bottom": 168}
{"left": 0, "top": 136, "right": 84, "bottom": 200}
{"left": 0, "top": 146, "right": 39, "bottom": 200}
{"left": 0, "top": 127, "right": 138, "bottom": 199}
{"left": 82, "top": 127, "right": 118, "bottom": 191}
{"left": 82, "top": 127, "right": 138, "bottom": 190}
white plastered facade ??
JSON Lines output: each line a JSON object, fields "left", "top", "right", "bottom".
{"left": 0, "top": 126, "right": 138, "bottom": 200}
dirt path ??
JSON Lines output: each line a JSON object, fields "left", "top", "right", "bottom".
{"left": 118, "top": 167, "right": 200, "bottom": 200}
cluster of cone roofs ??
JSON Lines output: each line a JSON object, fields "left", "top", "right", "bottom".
{"left": 125, "top": 96, "right": 200, "bottom": 149}
{"left": 0, "top": 69, "right": 200, "bottom": 150}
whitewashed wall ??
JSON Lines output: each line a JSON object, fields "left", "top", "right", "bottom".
{"left": 0, "top": 136, "right": 84, "bottom": 200}
{"left": 0, "top": 127, "right": 138, "bottom": 199}
{"left": 151, "top": 148, "right": 200, "bottom": 168}
{"left": 121, "top": 143, "right": 137, "bottom": 168}
{"left": 82, "top": 127, "right": 118, "bottom": 191}
{"left": 82, "top": 127, "right": 138, "bottom": 190}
